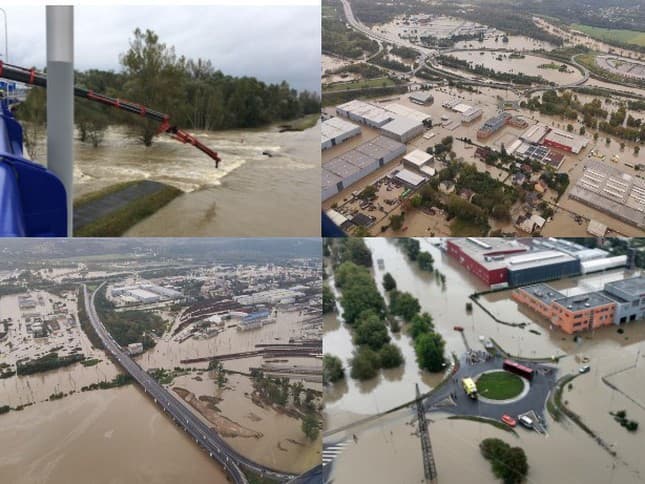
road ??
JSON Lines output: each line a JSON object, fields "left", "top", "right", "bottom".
{"left": 84, "top": 283, "right": 297, "bottom": 484}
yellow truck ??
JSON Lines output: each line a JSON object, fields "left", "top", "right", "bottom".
{"left": 462, "top": 377, "right": 478, "bottom": 399}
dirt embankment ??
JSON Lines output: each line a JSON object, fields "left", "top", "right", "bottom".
{"left": 173, "top": 387, "right": 263, "bottom": 439}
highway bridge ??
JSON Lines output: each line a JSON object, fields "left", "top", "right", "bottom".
{"left": 84, "top": 283, "right": 298, "bottom": 483}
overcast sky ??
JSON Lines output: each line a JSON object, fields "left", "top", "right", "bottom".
{"left": 1, "top": 5, "right": 320, "bottom": 92}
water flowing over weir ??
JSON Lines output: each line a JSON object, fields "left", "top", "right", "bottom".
{"left": 71, "top": 122, "right": 320, "bottom": 236}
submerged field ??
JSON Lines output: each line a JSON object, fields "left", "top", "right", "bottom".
{"left": 571, "top": 24, "right": 645, "bottom": 47}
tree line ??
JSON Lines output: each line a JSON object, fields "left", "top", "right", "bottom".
{"left": 16, "top": 28, "right": 320, "bottom": 151}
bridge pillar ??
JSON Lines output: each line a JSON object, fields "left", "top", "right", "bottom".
{"left": 46, "top": 6, "right": 74, "bottom": 236}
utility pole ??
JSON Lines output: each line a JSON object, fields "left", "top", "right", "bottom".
{"left": 0, "top": 7, "right": 8, "bottom": 62}
{"left": 415, "top": 383, "right": 438, "bottom": 483}
{"left": 46, "top": 6, "right": 74, "bottom": 236}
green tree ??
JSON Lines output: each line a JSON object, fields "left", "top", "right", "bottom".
{"left": 480, "top": 438, "right": 529, "bottom": 484}
{"left": 379, "top": 343, "right": 404, "bottom": 368}
{"left": 350, "top": 347, "right": 381, "bottom": 380}
{"left": 339, "top": 239, "right": 373, "bottom": 267}
{"left": 409, "top": 312, "right": 434, "bottom": 339}
{"left": 415, "top": 332, "right": 445, "bottom": 372}
{"left": 323, "top": 354, "right": 344, "bottom": 385}
{"left": 389, "top": 290, "right": 421, "bottom": 321}
{"left": 302, "top": 413, "right": 320, "bottom": 441}
{"left": 390, "top": 214, "right": 405, "bottom": 231}
{"left": 120, "top": 28, "right": 186, "bottom": 146}
{"left": 323, "top": 285, "right": 336, "bottom": 314}
{"left": 383, "top": 272, "right": 397, "bottom": 292}
{"left": 354, "top": 311, "right": 390, "bottom": 350}
{"left": 417, "top": 251, "right": 434, "bottom": 271}
{"left": 14, "top": 85, "right": 46, "bottom": 159}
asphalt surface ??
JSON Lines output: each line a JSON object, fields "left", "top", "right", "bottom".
{"left": 423, "top": 351, "right": 558, "bottom": 426}
{"left": 84, "top": 283, "right": 298, "bottom": 484}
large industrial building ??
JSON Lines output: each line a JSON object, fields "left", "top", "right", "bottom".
{"left": 446, "top": 238, "right": 627, "bottom": 288}
{"left": 409, "top": 91, "right": 434, "bottom": 105}
{"left": 476, "top": 112, "right": 528, "bottom": 140}
{"left": 321, "top": 117, "right": 361, "bottom": 150}
{"left": 380, "top": 116, "right": 425, "bottom": 143}
{"left": 322, "top": 135, "right": 407, "bottom": 201}
{"left": 335, "top": 100, "right": 428, "bottom": 143}
{"left": 542, "top": 128, "right": 588, "bottom": 154}
{"left": 109, "top": 282, "right": 183, "bottom": 305}
{"left": 569, "top": 161, "right": 645, "bottom": 229}
{"left": 512, "top": 275, "right": 645, "bottom": 333}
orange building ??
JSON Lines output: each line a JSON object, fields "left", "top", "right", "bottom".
{"left": 512, "top": 284, "right": 616, "bottom": 334}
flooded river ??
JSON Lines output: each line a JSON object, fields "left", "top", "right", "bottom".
{"left": 71, "top": 122, "right": 320, "bottom": 236}
{"left": 0, "top": 386, "right": 226, "bottom": 484}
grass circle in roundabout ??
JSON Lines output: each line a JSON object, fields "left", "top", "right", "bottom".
{"left": 476, "top": 370, "right": 525, "bottom": 400}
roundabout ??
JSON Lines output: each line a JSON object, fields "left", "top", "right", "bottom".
{"left": 475, "top": 370, "right": 530, "bottom": 404}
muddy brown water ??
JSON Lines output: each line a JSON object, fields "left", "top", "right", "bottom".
{"left": 69, "top": 123, "right": 320, "bottom": 236}
{"left": 0, "top": 386, "right": 227, "bottom": 484}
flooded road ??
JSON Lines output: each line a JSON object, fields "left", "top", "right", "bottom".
{"left": 72, "top": 123, "right": 320, "bottom": 236}
{"left": 0, "top": 386, "right": 226, "bottom": 484}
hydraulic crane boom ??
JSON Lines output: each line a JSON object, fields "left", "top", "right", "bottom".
{"left": 0, "top": 61, "right": 221, "bottom": 167}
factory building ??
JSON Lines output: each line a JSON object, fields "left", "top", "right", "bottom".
{"left": 568, "top": 161, "right": 645, "bottom": 230}
{"left": 409, "top": 91, "right": 434, "bottom": 105}
{"left": 380, "top": 116, "right": 425, "bottom": 143}
{"left": 446, "top": 238, "right": 529, "bottom": 286}
{"left": 461, "top": 106, "right": 483, "bottom": 124}
{"left": 476, "top": 112, "right": 512, "bottom": 140}
{"left": 322, "top": 136, "right": 407, "bottom": 201}
{"left": 403, "top": 149, "right": 435, "bottom": 176}
{"left": 336, "top": 100, "right": 393, "bottom": 128}
{"left": 385, "top": 103, "right": 431, "bottom": 125}
{"left": 505, "top": 250, "right": 581, "bottom": 287}
{"left": 603, "top": 276, "right": 645, "bottom": 324}
{"left": 542, "top": 128, "right": 588, "bottom": 154}
{"left": 321, "top": 117, "right": 361, "bottom": 150}
{"left": 393, "top": 168, "right": 426, "bottom": 188}
{"left": 237, "top": 310, "right": 276, "bottom": 331}
{"left": 446, "top": 238, "right": 623, "bottom": 288}
{"left": 512, "top": 276, "right": 644, "bottom": 333}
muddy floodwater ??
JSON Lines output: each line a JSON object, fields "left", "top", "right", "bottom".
{"left": 325, "top": 238, "right": 645, "bottom": 483}
{"left": 71, "top": 123, "right": 320, "bottom": 236}
{"left": 0, "top": 386, "right": 226, "bottom": 484}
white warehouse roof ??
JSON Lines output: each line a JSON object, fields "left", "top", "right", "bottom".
{"left": 385, "top": 103, "right": 431, "bottom": 124}
{"left": 403, "top": 149, "right": 433, "bottom": 167}
{"left": 395, "top": 168, "right": 426, "bottom": 187}
{"left": 381, "top": 116, "right": 423, "bottom": 137}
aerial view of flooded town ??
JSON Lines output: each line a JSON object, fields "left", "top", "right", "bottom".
{"left": 322, "top": 0, "right": 645, "bottom": 237}
{"left": 323, "top": 237, "right": 645, "bottom": 483}
{"left": 0, "top": 238, "right": 322, "bottom": 484}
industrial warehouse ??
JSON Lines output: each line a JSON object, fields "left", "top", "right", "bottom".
{"left": 568, "top": 160, "right": 645, "bottom": 230}
{"left": 322, "top": 135, "right": 407, "bottom": 201}
{"left": 446, "top": 237, "right": 629, "bottom": 288}
{"left": 107, "top": 281, "right": 184, "bottom": 306}
{"left": 321, "top": 116, "right": 362, "bottom": 151}
{"left": 512, "top": 275, "right": 645, "bottom": 334}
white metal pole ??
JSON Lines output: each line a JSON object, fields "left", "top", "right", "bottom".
{"left": 46, "top": 6, "right": 74, "bottom": 236}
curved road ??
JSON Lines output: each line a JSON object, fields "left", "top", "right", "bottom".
{"left": 84, "top": 283, "right": 297, "bottom": 483}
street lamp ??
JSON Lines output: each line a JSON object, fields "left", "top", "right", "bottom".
{"left": 0, "top": 8, "right": 8, "bottom": 63}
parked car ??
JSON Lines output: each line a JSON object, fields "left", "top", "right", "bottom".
{"left": 518, "top": 415, "right": 534, "bottom": 428}
{"left": 501, "top": 414, "right": 517, "bottom": 427}
{"left": 579, "top": 365, "right": 591, "bottom": 374}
